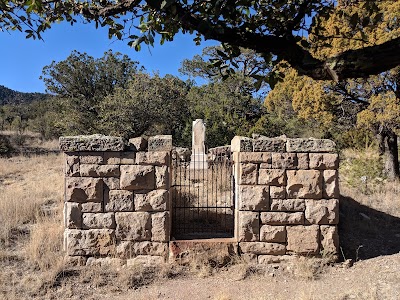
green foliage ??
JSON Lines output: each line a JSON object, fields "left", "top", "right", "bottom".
{"left": 0, "top": 134, "right": 12, "bottom": 155}
{"left": 0, "top": 85, "right": 47, "bottom": 106}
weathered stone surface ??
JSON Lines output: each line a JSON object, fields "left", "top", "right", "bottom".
{"left": 82, "top": 213, "right": 115, "bottom": 229}
{"left": 269, "top": 186, "right": 286, "bottom": 199}
{"left": 65, "top": 202, "right": 82, "bottom": 229}
{"left": 240, "top": 253, "right": 258, "bottom": 263}
{"left": 127, "top": 255, "right": 165, "bottom": 266}
{"left": 64, "top": 255, "right": 87, "bottom": 267}
{"left": 239, "top": 152, "right": 272, "bottom": 163}
{"left": 286, "top": 170, "right": 322, "bottom": 199}
{"left": 253, "top": 138, "right": 286, "bottom": 152}
{"left": 116, "top": 241, "right": 168, "bottom": 258}
{"left": 258, "top": 169, "right": 286, "bottom": 186}
{"left": 305, "top": 199, "right": 339, "bottom": 225}
{"left": 60, "top": 135, "right": 125, "bottom": 152}
{"left": 320, "top": 225, "right": 339, "bottom": 255}
{"left": 286, "top": 225, "right": 319, "bottom": 254}
{"left": 80, "top": 164, "right": 120, "bottom": 177}
{"left": 271, "top": 153, "right": 298, "bottom": 169}
{"left": 105, "top": 190, "right": 134, "bottom": 212}
{"left": 323, "top": 170, "right": 339, "bottom": 198}
{"left": 120, "top": 165, "right": 155, "bottom": 190}
{"left": 260, "top": 225, "right": 286, "bottom": 243}
{"left": 81, "top": 202, "right": 102, "bottom": 213}
{"left": 103, "top": 152, "right": 121, "bottom": 164}
{"left": 103, "top": 177, "right": 120, "bottom": 190}
{"left": 231, "top": 136, "right": 253, "bottom": 152}
{"left": 238, "top": 186, "right": 269, "bottom": 211}
{"left": 239, "top": 242, "right": 286, "bottom": 255}
{"left": 115, "top": 212, "right": 151, "bottom": 241}
{"left": 65, "top": 177, "right": 103, "bottom": 202}
{"left": 128, "top": 137, "right": 148, "bottom": 151}
{"left": 270, "top": 199, "right": 305, "bottom": 211}
{"left": 120, "top": 152, "right": 136, "bottom": 164}
{"left": 286, "top": 138, "right": 336, "bottom": 153}
{"left": 260, "top": 212, "right": 304, "bottom": 225}
{"left": 65, "top": 154, "right": 79, "bottom": 176}
{"left": 239, "top": 163, "right": 258, "bottom": 185}
{"left": 148, "top": 135, "right": 172, "bottom": 151}
{"left": 66, "top": 229, "right": 115, "bottom": 256}
{"left": 297, "top": 153, "right": 309, "bottom": 169}
{"left": 152, "top": 212, "right": 170, "bottom": 242}
{"left": 135, "top": 189, "right": 168, "bottom": 212}
{"left": 258, "top": 255, "right": 296, "bottom": 264}
{"left": 238, "top": 211, "right": 259, "bottom": 242}
{"left": 79, "top": 152, "right": 104, "bottom": 164}
{"left": 155, "top": 166, "right": 169, "bottom": 189}
{"left": 309, "top": 153, "right": 339, "bottom": 170}
{"left": 86, "top": 257, "right": 125, "bottom": 267}
{"left": 135, "top": 151, "right": 170, "bottom": 166}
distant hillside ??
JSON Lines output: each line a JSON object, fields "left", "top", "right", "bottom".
{"left": 0, "top": 85, "right": 48, "bottom": 105}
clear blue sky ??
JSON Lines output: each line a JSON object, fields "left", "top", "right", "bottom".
{"left": 0, "top": 22, "right": 217, "bottom": 93}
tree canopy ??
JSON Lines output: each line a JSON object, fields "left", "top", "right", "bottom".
{"left": 1, "top": 1, "right": 400, "bottom": 84}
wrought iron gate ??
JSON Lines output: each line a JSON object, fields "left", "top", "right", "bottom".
{"left": 171, "top": 150, "right": 234, "bottom": 239}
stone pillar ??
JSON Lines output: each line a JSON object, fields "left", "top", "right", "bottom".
{"left": 190, "top": 119, "right": 208, "bottom": 169}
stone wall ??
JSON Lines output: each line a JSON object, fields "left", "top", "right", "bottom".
{"left": 60, "top": 134, "right": 172, "bottom": 266}
{"left": 232, "top": 136, "right": 339, "bottom": 263}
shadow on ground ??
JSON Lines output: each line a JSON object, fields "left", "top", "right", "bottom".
{"left": 339, "top": 194, "right": 400, "bottom": 261}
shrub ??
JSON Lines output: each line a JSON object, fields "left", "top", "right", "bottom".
{"left": 0, "top": 134, "right": 12, "bottom": 155}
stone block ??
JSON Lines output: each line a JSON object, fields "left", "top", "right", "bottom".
{"left": 237, "top": 211, "right": 259, "bottom": 242}
{"left": 305, "top": 199, "right": 339, "bottom": 225}
{"left": 86, "top": 257, "right": 126, "bottom": 267}
{"left": 231, "top": 136, "right": 253, "bottom": 152}
{"left": 271, "top": 153, "right": 298, "bottom": 169}
{"left": 270, "top": 199, "right": 305, "bottom": 211}
{"left": 323, "top": 170, "right": 339, "bottom": 198}
{"left": 320, "top": 225, "right": 339, "bottom": 255}
{"left": 152, "top": 212, "right": 170, "bottom": 242}
{"left": 66, "top": 229, "right": 115, "bottom": 256}
{"left": 155, "top": 166, "right": 169, "bottom": 189}
{"left": 269, "top": 186, "right": 286, "bottom": 199}
{"left": 127, "top": 255, "right": 165, "bottom": 266}
{"left": 103, "top": 177, "right": 120, "bottom": 190}
{"left": 297, "top": 153, "right": 309, "bottom": 169}
{"left": 105, "top": 190, "right": 134, "bottom": 212}
{"left": 253, "top": 137, "right": 286, "bottom": 152}
{"left": 240, "top": 253, "right": 258, "bottom": 263}
{"left": 128, "top": 137, "right": 148, "bottom": 151}
{"left": 286, "top": 170, "right": 322, "bottom": 199}
{"left": 286, "top": 138, "right": 336, "bottom": 153}
{"left": 120, "top": 165, "right": 155, "bottom": 190}
{"left": 79, "top": 152, "right": 104, "bottom": 164}
{"left": 148, "top": 135, "right": 172, "bottom": 151}
{"left": 65, "top": 177, "right": 103, "bottom": 202}
{"left": 239, "top": 163, "right": 258, "bottom": 185}
{"left": 258, "top": 169, "right": 286, "bottom": 186}
{"left": 239, "top": 242, "right": 286, "bottom": 255}
{"left": 65, "top": 202, "right": 82, "bottom": 229}
{"left": 120, "top": 152, "right": 136, "bottom": 164}
{"left": 116, "top": 241, "right": 168, "bottom": 258}
{"left": 258, "top": 255, "right": 296, "bottom": 264}
{"left": 238, "top": 185, "right": 269, "bottom": 211}
{"left": 65, "top": 154, "right": 79, "bottom": 176}
{"left": 59, "top": 134, "right": 125, "bottom": 152}
{"left": 82, "top": 213, "right": 115, "bottom": 229}
{"left": 135, "top": 189, "right": 168, "bottom": 212}
{"left": 286, "top": 225, "right": 319, "bottom": 255}
{"left": 239, "top": 152, "right": 272, "bottom": 163}
{"left": 136, "top": 151, "right": 170, "bottom": 166}
{"left": 81, "top": 202, "right": 102, "bottom": 213}
{"left": 80, "top": 164, "right": 120, "bottom": 177}
{"left": 103, "top": 152, "right": 121, "bottom": 164}
{"left": 309, "top": 153, "right": 339, "bottom": 170}
{"left": 260, "top": 225, "right": 286, "bottom": 243}
{"left": 115, "top": 212, "right": 151, "bottom": 241}
{"left": 260, "top": 212, "right": 304, "bottom": 225}
{"left": 64, "top": 255, "right": 87, "bottom": 267}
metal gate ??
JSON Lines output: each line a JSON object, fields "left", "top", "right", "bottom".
{"left": 171, "top": 149, "right": 234, "bottom": 239}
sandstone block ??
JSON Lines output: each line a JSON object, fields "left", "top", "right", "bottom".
{"left": 65, "top": 202, "right": 82, "bottom": 229}
{"left": 309, "top": 153, "right": 339, "bottom": 169}
{"left": 238, "top": 211, "right": 259, "bottom": 241}
{"left": 66, "top": 229, "right": 115, "bottom": 256}
{"left": 323, "top": 170, "right": 339, "bottom": 198}
{"left": 116, "top": 241, "right": 168, "bottom": 258}
{"left": 65, "top": 154, "right": 79, "bottom": 176}
{"left": 135, "top": 189, "right": 168, "bottom": 211}
{"left": 115, "top": 212, "right": 151, "bottom": 241}
{"left": 79, "top": 152, "right": 104, "bottom": 164}
{"left": 270, "top": 199, "right": 305, "bottom": 211}
{"left": 82, "top": 213, "right": 115, "bottom": 229}
{"left": 240, "top": 253, "right": 258, "bottom": 263}
{"left": 320, "top": 225, "right": 339, "bottom": 255}
{"left": 128, "top": 137, "right": 148, "bottom": 151}
{"left": 258, "top": 255, "right": 295, "bottom": 264}
{"left": 65, "top": 177, "right": 103, "bottom": 202}
{"left": 239, "top": 163, "right": 258, "bottom": 185}
{"left": 120, "top": 152, "right": 136, "bottom": 164}
{"left": 103, "top": 177, "right": 120, "bottom": 190}
{"left": 231, "top": 136, "right": 253, "bottom": 152}
{"left": 286, "top": 138, "right": 336, "bottom": 153}
{"left": 86, "top": 257, "right": 126, "bottom": 267}
{"left": 238, "top": 186, "right": 269, "bottom": 211}
{"left": 258, "top": 169, "right": 286, "bottom": 186}
{"left": 120, "top": 165, "right": 155, "bottom": 190}
{"left": 260, "top": 212, "right": 304, "bottom": 225}
{"left": 152, "top": 212, "right": 170, "bottom": 242}
{"left": 148, "top": 135, "right": 172, "bottom": 151}
{"left": 297, "top": 153, "right": 309, "bottom": 169}
{"left": 286, "top": 225, "right": 319, "bottom": 254}
{"left": 239, "top": 242, "right": 286, "bottom": 255}
{"left": 155, "top": 166, "right": 169, "bottom": 189}
{"left": 305, "top": 199, "right": 339, "bottom": 225}
{"left": 59, "top": 134, "right": 125, "bottom": 152}
{"left": 270, "top": 186, "right": 286, "bottom": 199}
{"left": 105, "top": 190, "right": 134, "bottom": 212}
{"left": 127, "top": 255, "right": 165, "bottom": 266}
{"left": 271, "top": 153, "right": 298, "bottom": 169}
{"left": 103, "top": 152, "right": 121, "bottom": 164}
{"left": 260, "top": 225, "right": 286, "bottom": 243}
{"left": 239, "top": 152, "right": 271, "bottom": 163}
{"left": 286, "top": 170, "right": 322, "bottom": 199}
{"left": 253, "top": 137, "right": 286, "bottom": 152}
{"left": 80, "top": 164, "right": 120, "bottom": 177}
{"left": 136, "top": 151, "right": 170, "bottom": 166}
{"left": 81, "top": 202, "right": 102, "bottom": 213}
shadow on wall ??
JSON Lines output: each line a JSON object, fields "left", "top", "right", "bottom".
{"left": 339, "top": 195, "right": 400, "bottom": 261}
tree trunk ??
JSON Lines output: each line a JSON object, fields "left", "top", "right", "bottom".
{"left": 379, "top": 130, "right": 400, "bottom": 180}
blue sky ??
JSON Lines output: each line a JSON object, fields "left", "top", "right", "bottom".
{"left": 0, "top": 22, "right": 217, "bottom": 93}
